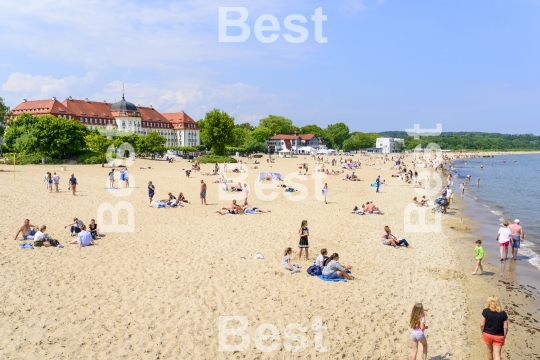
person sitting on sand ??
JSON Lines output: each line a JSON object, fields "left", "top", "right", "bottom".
{"left": 283, "top": 248, "right": 301, "bottom": 274}
{"left": 65, "top": 218, "right": 84, "bottom": 236}
{"left": 314, "top": 248, "right": 328, "bottom": 267}
{"left": 366, "top": 201, "right": 384, "bottom": 215}
{"left": 177, "top": 192, "right": 189, "bottom": 204}
{"left": 381, "top": 226, "right": 412, "bottom": 248}
{"left": 233, "top": 167, "right": 241, "bottom": 173}
{"left": 34, "top": 225, "right": 51, "bottom": 247}
{"left": 14, "top": 219, "right": 39, "bottom": 240}
{"left": 69, "top": 225, "right": 96, "bottom": 247}
{"left": 88, "top": 219, "right": 101, "bottom": 239}
{"left": 230, "top": 182, "right": 243, "bottom": 192}
{"left": 413, "top": 197, "right": 424, "bottom": 207}
{"left": 321, "top": 253, "right": 354, "bottom": 280}
{"left": 351, "top": 205, "right": 365, "bottom": 215}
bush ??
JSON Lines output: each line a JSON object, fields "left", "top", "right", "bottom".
{"left": 226, "top": 146, "right": 248, "bottom": 154}
{"left": 2, "top": 153, "right": 63, "bottom": 165}
{"left": 197, "top": 155, "right": 237, "bottom": 164}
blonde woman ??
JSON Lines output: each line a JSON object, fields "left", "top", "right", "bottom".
{"left": 481, "top": 296, "right": 508, "bottom": 360}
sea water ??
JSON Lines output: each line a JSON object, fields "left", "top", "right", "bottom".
{"left": 451, "top": 154, "right": 540, "bottom": 272}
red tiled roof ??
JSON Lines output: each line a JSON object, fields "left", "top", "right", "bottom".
{"left": 299, "top": 134, "right": 316, "bottom": 140}
{"left": 268, "top": 134, "right": 300, "bottom": 140}
{"left": 162, "top": 112, "right": 199, "bottom": 129}
{"left": 12, "top": 99, "right": 73, "bottom": 116}
{"left": 62, "top": 98, "right": 113, "bottom": 118}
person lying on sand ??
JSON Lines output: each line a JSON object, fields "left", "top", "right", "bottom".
{"left": 351, "top": 205, "right": 366, "bottom": 215}
{"left": 366, "top": 201, "right": 384, "bottom": 215}
{"left": 14, "top": 219, "right": 39, "bottom": 240}
{"left": 381, "top": 226, "right": 412, "bottom": 249}
{"left": 242, "top": 204, "right": 271, "bottom": 214}
{"left": 215, "top": 200, "right": 244, "bottom": 215}
{"left": 321, "top": 253, "right": 354, "bottom": 280}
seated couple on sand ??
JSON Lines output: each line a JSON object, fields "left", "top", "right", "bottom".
{"left": 313, "top": 249, "right": 354, "bottom": 280}
{"left": 413, "top": 196, "right": 428, "bottom": 207}
{"left": 343, "top": 173, "right": 361, "bottom": 181}
{"left": 381, "top": 226, "right": 412, "bottom": 249}
{"left": 324, "top": 169, "right": 342, "bottom": 175}
{"left": 363, "top": 201, "right": 384, "bottom": 215}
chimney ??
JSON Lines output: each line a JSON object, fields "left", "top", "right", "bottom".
{"left": 69, "top": 96, "right": 73, "bottom": 101}
{"left": 103, "top": 100, "right": 107, "bottom": 103}
{"left": 85, "top": 98, "right": 89, "bottom": 102}
{"left": 52, "top": 96, "right": 56, "bottom": 100}
{"left": 23, "top": 99, "right": 27, "bottom": 102}
{"left": 150, "top": 105, "right": 153, "bottom": 109}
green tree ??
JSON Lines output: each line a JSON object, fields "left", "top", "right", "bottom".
{"left": 325, "top": 122, "right": 350, "bottom": 149}
{"left": 249, "top": 126, "right": 272, "bottom": 143}
{"left": 299, "top": 124, "right": 324, "bottom": 137}
{"left": 145, "top": 131, "right": 167, "bottom": 154}
{"left": 258, "top": 115, "right": 294, "bottom": 135}
{"left": 32, "top": 115, "right": 90, "bottom": 157}
{"left": 236, "top": 122, "right": 255, "bottom": 131}
{"left": 85, "top": 133, "right": 113, "bottom": 167}
{"left": 199, "top": 109, "right": 236, "bottom": 156}
{"left": 232, "top": 127, "right": 248, "bottom": 147}
{"left": 342, "top": 132, "right": 379, "bottom": 152}
{"left": 0, "top": 97, "right": 9, "bottom": 153}
{"left": 245, "top": 138, "right": 266, "bottom": 153}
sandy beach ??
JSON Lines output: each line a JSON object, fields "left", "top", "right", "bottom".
{"left": 1, "top": 154, "right": 538, "bottom": 359}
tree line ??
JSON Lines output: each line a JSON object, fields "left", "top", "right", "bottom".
{"left": 378, "top": 131, "right": 540, "bottom": 151}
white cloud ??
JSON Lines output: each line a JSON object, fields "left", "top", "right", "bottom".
{"left": 2, "top": 72, "right": 96, "bottom": 98}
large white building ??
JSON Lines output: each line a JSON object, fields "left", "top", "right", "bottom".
{"left": 10, "top": 95, "right": 200, "bottom": 147}
{"left": 376, "top": 137, "right": 405, "bottom": 154}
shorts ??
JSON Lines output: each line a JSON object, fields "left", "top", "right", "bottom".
{"left": 499, "top": 241, "right": 510, "bottom": 248}
{"left": 322, "top": 272, "right": 340, "bottom": 280}
{"left": 482, "top": 332, "right": 505, "bottom": 346}
{"left": 511, "top": 236, "right": 520, "bottom": 249}
{"left": 411, "top": 332, "right": 425, "bottom": 341}
{"left": 382, "top": 239, "right": 390, "bottom": 245}
{"left": 71, "top": 185, "right": 76, "bottom": 190}
{"left": 200, "top": 190, "right": 206, "bottom": 199}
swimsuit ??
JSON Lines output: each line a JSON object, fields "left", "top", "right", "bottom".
{"left": 299, "top": 227, "right": 309, "bottom": 248}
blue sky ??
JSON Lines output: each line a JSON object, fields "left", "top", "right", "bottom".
{"left": 1, "top": 0, "right": 539, "bottom": 134}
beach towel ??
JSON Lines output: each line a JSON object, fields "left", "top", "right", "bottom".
{"left": 317, "top": 275, "right": 347, "bottom": 282}
{"left": 20, "top": 243, "right": 34, "bottom": 249}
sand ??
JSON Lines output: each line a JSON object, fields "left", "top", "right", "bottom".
{"left": 0, "top": 154, "right": 537, "bottom": 359}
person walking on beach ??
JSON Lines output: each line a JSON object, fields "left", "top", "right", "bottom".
{"left": 496, "top": 221, "right": 512, "bottom": 261}
{"left": 200, "top": 180, "right": 207, "bottom": 205}
{"left": 148, "top": 181, "right": 155, "bottom": 205}
{"left": 480, "top": 296, "right": 508, "bottom": 360}
{"left": 109, "top": 169, "right": 115, "bottom": 188}
{"left": 46, "top": 172, "right": 53, "bottom": 193}
{"left": 124, "top": 169, "right": 130, "bottom": 188}
{"left": 410, "top": 303, "right": 428, "bottom": 360}
{"left": 477, "top": 178, "right": 481, "bottom": 187}
{"left": 53, "top": 172, "right": 60, "bottom": 192}
{"left": 472, "top": 240, "right": 484, "bottom": 275}
{"left": 69, "top": 174, "right": 78, "bottom": 196}
{"left": 322, "top": 183, "right": 329, "bottom": 204}
{"left": 375, "top": 175, "right": 380, "bottom": 193}
{"left": 461, "top": 183, "right": 465, "bottom": 198}
{"left": 298, "top": 220, "right": 309, "bottom": 261}
{"left": 509, "top": 219, "right": 524, "bottom": 260}
{"left": 242, "top": 183, "right": 249, "bottom": 205}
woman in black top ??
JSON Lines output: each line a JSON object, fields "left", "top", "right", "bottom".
{"left": 480, "top": 296, "right": 508, "bottom": 360}
{"left": 298, "top": 220, "right": 309, "bottom": 261}
{"left": 88, "top": 219, "right": 100, "bottom": 239}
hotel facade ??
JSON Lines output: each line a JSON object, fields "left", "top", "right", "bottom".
{"left": 10, "top": 96, "right": 200, "bottom": 147}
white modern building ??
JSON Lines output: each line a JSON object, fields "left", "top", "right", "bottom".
{"left": 376, "top": 137, "right": 405, "bottom": 154}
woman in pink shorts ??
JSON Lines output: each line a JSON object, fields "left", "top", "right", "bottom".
{"left": 480, "top": 296, "right": 508, "bottom": 360}
{"left": 496, "top": 221, "right": 511, "bottom": 261}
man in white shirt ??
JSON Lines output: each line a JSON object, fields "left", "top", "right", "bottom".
{"left": 496, "top": 221, "right": 512, "bottom": 261}
{"left": 70, "top": 225, "right": 95, "bottom": 247}
{"left": 53, "top": 172, "right": 60, "bottom": 192}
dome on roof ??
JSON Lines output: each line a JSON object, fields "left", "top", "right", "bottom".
{"left": 110, "top": 96, "right": 137, "bottom": 112}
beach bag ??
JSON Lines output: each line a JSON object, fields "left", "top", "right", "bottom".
{"left": 307, "top": 265, "right": 322, "bottom": 276}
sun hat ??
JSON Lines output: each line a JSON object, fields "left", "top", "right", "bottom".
{"left": 514, "top": 219, "right": 520, "bottom": 223}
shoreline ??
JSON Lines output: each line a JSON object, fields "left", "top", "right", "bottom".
{"left": 443, "top": 185, "right": 540, "bottom": 358}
